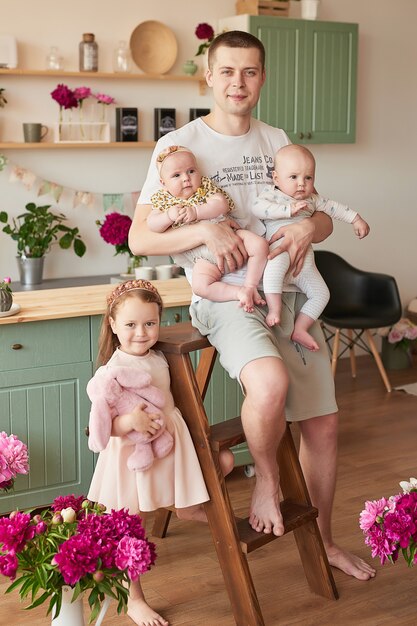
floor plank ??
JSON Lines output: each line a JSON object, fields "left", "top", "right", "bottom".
{"left": 1, "top": 355, "right": 416, "bottom": 625}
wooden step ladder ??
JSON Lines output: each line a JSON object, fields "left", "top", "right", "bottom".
{"left": 154, "top": 322, "right": 338, "bottom": 626}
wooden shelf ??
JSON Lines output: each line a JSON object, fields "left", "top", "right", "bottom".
{"left": 0, "top": 141, "right": 156, "bottom": 150}
{"left": 0, "top": 68, "right": 207, "bottom": 94}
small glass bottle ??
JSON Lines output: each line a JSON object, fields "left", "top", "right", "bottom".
{"left": 46, "top": 46, "right": 63, "bottom": 70}
{"left": 79, "top": 33, "right": 98, "bottom": 72}
{"left": 113, "top": 40, "right": 132, "bottom": 73}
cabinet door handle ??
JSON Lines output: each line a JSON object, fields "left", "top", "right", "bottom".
{"left": 174, "top": 313, "right": 180, "bottom": 323}
{"left": 84, "top": 426, "right": 90, "bottom": 437}
{"left": 307, "top": 132, "right": 312, "bottom": 139}
{"left": 299, "top": 132, "right": 304, "bottom": 139}
{"left": 11, "top": 343, "right": 23, "bottom": 350}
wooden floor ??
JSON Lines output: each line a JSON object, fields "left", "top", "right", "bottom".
{"left": 1, "top": 355, "right": 417, "bottom": 625}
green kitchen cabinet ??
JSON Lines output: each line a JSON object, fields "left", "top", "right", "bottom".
{"left": 0, "top": 318, "right": 94, "bottom": 514}
{"left": 220, "top": 15, "right": 358, "bottom": 144}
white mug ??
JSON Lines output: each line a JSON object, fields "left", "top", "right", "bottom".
{"left": 155, "top": 264, "right": 173, "bottom": 280}
{"left": 135, "top": 266, "right": 154, "bottom": 280}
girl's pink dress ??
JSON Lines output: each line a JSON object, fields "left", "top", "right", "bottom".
{"left": 88, "top": 348, "right": 209, "bottom": 512}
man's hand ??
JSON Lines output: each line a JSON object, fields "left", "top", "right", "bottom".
{"left": 268, "top": 218, "right": 316, "bottom": 276}
{"left": 352, "top": 215, "right": 370, "bottom": 239}
{"left": 202, "top": 219, "right": 248, "bottom": 274}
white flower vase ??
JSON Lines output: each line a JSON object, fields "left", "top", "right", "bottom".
{"left": 52, "top": 587, "right": 84, "bottom": 626}
{"left": 51, "top": 586, "right": 110, "bottom": 626}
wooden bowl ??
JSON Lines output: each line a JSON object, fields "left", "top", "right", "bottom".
{"left": 130, "top": 20, "right": 178, "bottom": 74}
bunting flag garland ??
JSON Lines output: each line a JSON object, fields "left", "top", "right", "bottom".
{"left": 103, "top": 193, "right": 125, "bottom": 213}
{"left": 74, "top": 191, "right": 95, "bottom": 208}
{"left": 0, "top": 154, "right": 141, "bottom": 214}
{"left": 38, "top": 180, "right": 64, "bottom": 202}
{"left": 10, "top": 166, "right": 37, "bottom": 190}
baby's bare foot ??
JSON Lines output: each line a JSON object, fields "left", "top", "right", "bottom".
{"left": 253, "top": 289, "right": 266, "bottom": 307}
{"left": 266, "top": 312, "right": 280, "bottom": 327}
{"left": 291, "top": 329, "right": 319, "bottom": 351}
{"left": 127, "top": 598, "right": 169, "bottom": 626}
{"left": 237, "top": 286, "right": 255, "bottom": 312}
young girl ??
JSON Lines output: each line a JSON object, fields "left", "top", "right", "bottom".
{"left": 87, "top": 279, "right": 233, "bottom": 626}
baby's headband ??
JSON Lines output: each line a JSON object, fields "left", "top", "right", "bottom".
{"left": 107, "top": 279, "right": 162, "bottom": 310}
{"left": 156, "top": 145, "right": 193, "bottom": 174}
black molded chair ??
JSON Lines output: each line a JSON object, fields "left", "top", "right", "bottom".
{"left": 314, "top": 250, "right": 402, "bottom": 392}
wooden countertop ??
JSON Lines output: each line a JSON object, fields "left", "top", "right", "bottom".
{"left": 0, "top": 278, "right": 192, "bottom": 325}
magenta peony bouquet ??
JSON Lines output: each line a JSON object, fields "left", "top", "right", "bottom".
{"left": 0, "top": 431, "right": 29, "bottom": 492}
{"left": 0, "top": 495, "right": 156, "bottom": 620}
{"left": 360, "top": 478, "right": 417, "bottom": 567}
{"left": 97, "top": 212, "right": 147, "bottom": 269}
{"left": 195, "top": 22, "right": 215, "bottom": 56}
{"left": 377, "top": 318, "right": 417, "bottom": 352}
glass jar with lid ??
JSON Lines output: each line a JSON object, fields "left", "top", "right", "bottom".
{"left": 79, "top": 33, "right": 98, "bottom": 72}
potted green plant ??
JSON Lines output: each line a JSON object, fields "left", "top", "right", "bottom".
{"left": 0, "top": 202, "right": 87, "bottom": 285}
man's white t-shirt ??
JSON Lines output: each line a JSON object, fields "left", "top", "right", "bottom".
{"left": 139, "top": 117, "right": 291, "bottom": 290}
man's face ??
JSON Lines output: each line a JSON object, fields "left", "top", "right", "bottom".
{"left": 206, "top": 45, "right": 265, "bottom": 118}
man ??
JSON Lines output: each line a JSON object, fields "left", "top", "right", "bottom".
{"left": 130, "top": 30, "right": 375, "bottom": 580}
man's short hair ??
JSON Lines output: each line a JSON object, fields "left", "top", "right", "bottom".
{"left": 208, "top": 30, "right": 265, "bottom": 70}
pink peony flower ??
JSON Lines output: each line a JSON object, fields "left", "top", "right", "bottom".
{"left": 0, "top": 511, "right": 35, "bottom": 553}
{"left": 195, "top": 23, "right": 215, "bottom": 40}
{"left": 51, "top": 83, "right": 78, "bottom": 110}
{"left": 0, "top": 552, "right": 18, "bottom": 579}
{"left": 115, "top": 536, "right": 156, "bottom": 581}
{"left": 98, "top": 212, "right": 132, "bottom": 254}
{"left": 73, "top": 86, "right": 91, "bottom": 102}
{"left": 0, "top": 432, "right": 29, "bottom": 487}
{"left": 194, "top": 23, "right": 216, "bottom": 57}
{"left": 359, "top": 497, "right": 388, "bottom": 532}
{"left": 94, "top": 92, "right": 116, "bottom": 105}
{"left": 405, "top": 325, "right": 417, "bottom": 340}
{"left": 54, "top": 534, "right": 100, "bottom": 585}
{"left": 52, "top": 494, "right": 85, "bottom": 513}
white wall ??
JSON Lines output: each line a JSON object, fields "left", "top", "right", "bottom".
{"left": 0, "top": 0, "right": 416, "bottom": 309}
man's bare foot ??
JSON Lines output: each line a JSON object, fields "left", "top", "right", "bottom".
{"left": 266, "top": 311, "right": 280, "bottom": 327}
{"left": 326, "top": 543, "right": 376, "bottom": 580}
{"left": 291, "top": 329, "right": 319, "bottom": 351}
{"left": 249, "top": 475, "right": 284, "bottom": 536}
{"left": 127, "top": 597, "right": 169, "bottom": 626}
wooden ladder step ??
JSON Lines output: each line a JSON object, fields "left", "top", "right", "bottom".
{"left": 237, "top": 500, "right": 318, "bottom": 554}
{"left": 210, "top": 415, "right": 245, "bottom": 450}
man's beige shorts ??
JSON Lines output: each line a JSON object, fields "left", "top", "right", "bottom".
{"left": 190, "top": 292, "right": 338, "bottom": 422}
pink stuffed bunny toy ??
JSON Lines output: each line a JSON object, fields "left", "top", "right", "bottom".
{"left": 87, "top": 365, "right": 174, "bottom": 472}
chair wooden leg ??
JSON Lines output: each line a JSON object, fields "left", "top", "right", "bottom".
{"left": 365, "top": 330, "right": 392, "bottom": 392}
{"left": 152, "top": 508, "right": 173, "bottom": 538}
{"left": 331, "top": 329, "right": 340, "bottom": 377}
{"left": 277, "top": 425, "right": 338, "bottom": 600}
{"left": 347, "top": 329, "right": 357, "bottom": 378}
{"left": 166, "top": 350, "right": 265, "bottom": 626}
